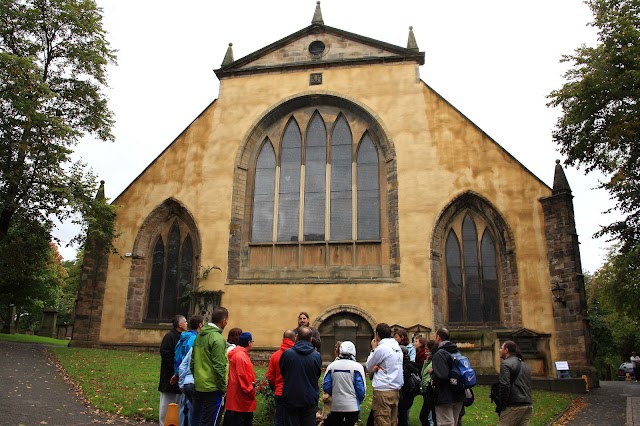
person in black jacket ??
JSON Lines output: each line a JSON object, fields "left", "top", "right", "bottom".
{"left": 430, "top": 328, "right": 465, "bottom": 426}
{"left": 159, "top": 314, "right": 187, "bottom": 426}
{"left": 498, "top": 341, "right": 532, "bottom": 426}
{"left": 280, "top": 326, "right": 323, "bottom": 426}
{"left": 398, "top": 346, "right": 416, "bottom": 426}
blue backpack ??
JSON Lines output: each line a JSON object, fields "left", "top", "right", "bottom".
{"left": 448, "top": 351, "right": 476, "bottom": 390}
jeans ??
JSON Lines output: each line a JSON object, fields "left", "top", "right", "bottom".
{"left": 181, "top": 383, "right": 196, "bottom": 426}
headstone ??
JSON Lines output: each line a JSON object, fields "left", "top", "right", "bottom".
{"left": 40, "top": 309, "right": 58, "bottom": 339}
{"left": 1, "top": 304, "right": 16, "bottom": 334}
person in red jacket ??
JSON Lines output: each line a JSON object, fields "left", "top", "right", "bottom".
{"left": 266, "top": 330, "right": 296, "bottom": 426}
{"left": 224, "top": 332, "right": 256, "bottom": 426}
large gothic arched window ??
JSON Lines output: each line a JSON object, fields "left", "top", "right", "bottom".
{"left": 241, "top": 105, "right": 390, "bottom": 280}
{"left": 445, "top": 212, "right": 500, "bottom": 324}
{"left": 251, "top": 112, "right": 380, "bottom": 244}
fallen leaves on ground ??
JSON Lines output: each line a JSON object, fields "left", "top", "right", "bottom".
{"left": 551, "top": 396, "right": 587, "bottom": 425}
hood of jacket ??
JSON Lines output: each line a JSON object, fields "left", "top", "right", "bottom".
{"left": 280, "top": 338, "right": 295, "bottom": 351}
{"left": 438, "top": 340, "right": 459, "bottom": 354}
{"left": 179, "top": 329, "right": 197, "bottom": 344}
{"left": 292, "top": 340, "right": 315, "bottom": 355}
{"left": 227, "top": 345, "right": 247, "bottom": 361}
{"left": 379, "top": 337, "right": 402, "bottom": 351}
{"left": 200, "top": 324, "right": 222, "bottom": 337}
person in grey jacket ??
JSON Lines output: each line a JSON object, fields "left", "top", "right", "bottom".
{"left": 431, "top": 328, "right": 465, "bottom": 426}
{"left": 498, "top": 340, "right": 533, "bottom": 426}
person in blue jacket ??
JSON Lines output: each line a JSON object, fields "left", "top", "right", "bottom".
{"left": 280, "top": 327, "right": 322, "bottom": 426}
{"left": 175, "top": 315, "right": 204, "bottom": 426}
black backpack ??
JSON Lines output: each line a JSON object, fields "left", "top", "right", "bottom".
{"left": 405, "top": 360, "right": 422, "bottom": 397}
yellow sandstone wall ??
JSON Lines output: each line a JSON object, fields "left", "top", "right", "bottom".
{"left": 98, "top": 61, "right": 554, "bottom": 352}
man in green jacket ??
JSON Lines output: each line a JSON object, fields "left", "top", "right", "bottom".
{"left": 191, "top": 307, "right": 229, "bottom": 426}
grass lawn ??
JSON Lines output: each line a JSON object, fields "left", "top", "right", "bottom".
{"left": 0, "top": 332, "right": 70, "bottom": 346}
{"left": 49, "top": 346, "right": 573, "bottom": 425}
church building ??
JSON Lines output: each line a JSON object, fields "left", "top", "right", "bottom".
{"left": 73, "top": 3, "right": 593, "bottom": 380}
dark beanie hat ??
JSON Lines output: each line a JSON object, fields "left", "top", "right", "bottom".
{"left": 239, "top": 332, "right": 253, "bottom": 347}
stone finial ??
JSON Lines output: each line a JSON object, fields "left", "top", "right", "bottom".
{"left": 312, "top": 1, "right": 324, "bottom": 25}
{"left": 407, "top": 26, "right": 418, "bottom": 51}
{"left": 96, "top": 180, "right": 105, "bottom": 200}
{"left": 221, "top": 43, "right": 234, "bottom": 66}
{"left": 552, "top": 159, "right": 572, "bottom": 193}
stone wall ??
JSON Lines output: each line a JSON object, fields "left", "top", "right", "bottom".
{"left": 71, "top": 252, "right": 108, "bottom": 347}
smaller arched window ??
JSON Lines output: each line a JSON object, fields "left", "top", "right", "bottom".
{"left": 445, "top": 212, "right": 500, "bottom": 324}
{"left": 146, "top": 219, "right": 195, "bottom": 322}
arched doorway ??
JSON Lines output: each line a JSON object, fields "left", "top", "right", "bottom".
{"left": 317, "top": 311, "right": 375, "bottom": 363}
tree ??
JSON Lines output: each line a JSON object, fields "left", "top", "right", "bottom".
{"left": 548, "top": 0, "right": 640, "bottom": 253}
{"left": 0, "top": 0, "right": 117, "bottom": 244}
{"left": 60, "top": 251, "right": 83, "bottom": 323}
{"left": 0, "top": 215, "right": 67, "bottom": 331}
{"left": 587, "top": 248, "right": 640, "bottom": 378}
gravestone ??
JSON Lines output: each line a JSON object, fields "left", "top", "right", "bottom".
{"left": 40, "top": 309, "right": 58, "bottom": 338}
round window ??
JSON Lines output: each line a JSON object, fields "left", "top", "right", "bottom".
{"left": 308, "top": 40, "right": 326, "bottom": 57}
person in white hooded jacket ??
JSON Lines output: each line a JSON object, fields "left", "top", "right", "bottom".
{"left": 366, "top": 323, "right": 404, "bottom": 426}
{"left": 323, "top": 341, "right": 366, "bottom": 426}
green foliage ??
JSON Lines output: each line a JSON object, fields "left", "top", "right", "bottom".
{"left": 59, "top": 251, "right": 83, "bottom": 323}
{"left": 0, "top": 0, "right": 117, "bottom": 245}
{"left": 75, "top": 185, "right": 119, "bottom": 255}
{"left": 49, "top": 349, "right": 573, "bottom": 425}
{"left": 0, "top": 215, "right": 67, "bottom": 331}
{"left": 548, "top": 0, "right": 640, "bottom": 253}
{"left": 591, "top": 245, "right": 640, "bottom": 320}
{"left": 587, "top": 247, "right": 640, "bottom": 378}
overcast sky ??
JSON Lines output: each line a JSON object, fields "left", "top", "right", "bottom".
{"left": 57, "top": 0, "right": 618, "bottom": 273}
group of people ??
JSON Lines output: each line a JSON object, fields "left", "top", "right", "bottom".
{"left": 158, "top": 311, "right": 533, "bottom": 426}
{"left": 158, "top": 308, "right": 239, "bottom": 426}
{"left": 364, "top": 325, "right": 533, "bottom": 426}
{"left": 158, "top": 310, "right": 325, "bottom": 426}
